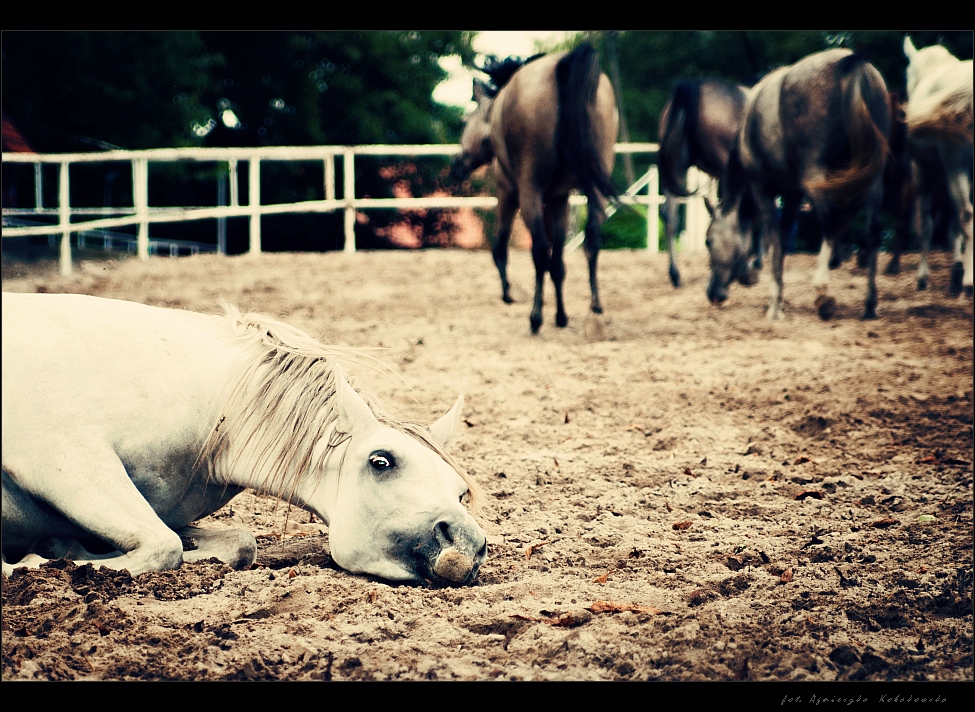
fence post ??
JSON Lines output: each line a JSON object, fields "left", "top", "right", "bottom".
{"left": 249, "top": 156, "right": 261, "bottom": 255}
{"left": 34, "top": 164, "right": 43, "bottom": 210}
{"left": 58, "top": 161, "right": 72, "bottom": 276}
{"left": 217, "top": 169, "right": 227, "bottom": 255}
{"left": 324, "top": 153, "right": 335, "bottom": 202}
{"left": 683, "top": 167, "right": 707, "bottom": 251}
{"left": 647, "top": 165, "right": 660, "bottom": 253}
{"left": 229, "top": 158, "right": 239, "bottom": 207}
{"left": 133, "top": 157, "right": 149, "bottom": 260}
{"left": 343, "top": 148, "right": 356, "bottom": 253}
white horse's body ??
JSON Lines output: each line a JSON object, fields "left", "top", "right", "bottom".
{"left": 2, "top": 293, "right": 486, "bottom": 585}
{"left": 903, "top": 36, "right": 974, "bottom": 297}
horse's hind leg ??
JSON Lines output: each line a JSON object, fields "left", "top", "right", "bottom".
{"left": 664, "top": 193, "right": 682, "bottom": 287}
{"left": 584, "top": 194, "right": 606, "bottom": 315}
{"left": 859, "top": 179, "right": 885, "bottom": 319}
{"left": 178, "top": 526, "right": 257, "bottom": 570}
{"left": 546, "top": 197, "right": 570, "bottom": 328}
{"left": 914, "top": 191, "right": 933, "bottom": 290}
{"left": 523, "top": 196, "right": 550, "bottom": 334}
{"left": 492, "top": 187, "right": 519, "bottom": 304}
{"left": 940, "top": 148, "right": 974, "bottom": 297}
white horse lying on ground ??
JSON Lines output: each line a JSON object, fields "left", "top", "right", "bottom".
{"left": 2, "top": 293, "right": 486, "bottom": 586}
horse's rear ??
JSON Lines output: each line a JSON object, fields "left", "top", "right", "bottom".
{"left": 903, "top": 36, "right": 974, "bottom": 297}
{"left": 480, "top": 43, "right": 619, "bottom": 333}
{"left": 2, "top": 293, "right": 236, "bottom": 575}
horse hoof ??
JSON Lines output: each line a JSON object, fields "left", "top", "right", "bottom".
{"left": 530, "top": 315, "right": 543, "bottom": 334}
{"left": 949, "top": 264, "right": 964, "bottom": 296}
{"left": 884, "top": 263, "right": 900, "bottom": 275}
{"left": 860, "top": 305, "right": 878, "bottom": 320}
{"left": 739, "top": 269, "right": 760, "bottom": 287}
{"left": 917, "top": 278, "right": 928, "bottom": 291}
{"left": 964, "top": 285, "right": 974, "bottom": 298}
{"left": 556, "top": 314, "right": 568, "bottom": 328}
{"left": 814, "top": 295, "right": 837, "bottom": 321}
{"left": 502, "top": 294, "right": 515, "bottom": 304}
{"left": 669, "top": 270, "right": 682, "bottom": 288}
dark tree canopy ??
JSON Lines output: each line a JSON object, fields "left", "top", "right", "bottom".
{"left": 2, "top": 31, "right": 475, "bottom": 152}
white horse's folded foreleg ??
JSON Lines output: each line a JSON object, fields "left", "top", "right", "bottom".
{"left": 5, "top": 435, "right": 184, "bottom": 575}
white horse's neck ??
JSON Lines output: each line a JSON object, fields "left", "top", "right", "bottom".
{"left": 210, "top": 413, "right": 344, "bottom": 527}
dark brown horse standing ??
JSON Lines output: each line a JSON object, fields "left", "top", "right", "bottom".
{"left": 705, "top": 49, "right": 891, "bottom": 320}
{"left": 658, "top": 79, "right": 754, "bottom": 287}
{"left": 453, "top": 43, "right": 619, "bottom": 333}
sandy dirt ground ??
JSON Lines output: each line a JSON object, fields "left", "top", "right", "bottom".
{"left": 1, "top": 244, "right": 972, "bottom": 687}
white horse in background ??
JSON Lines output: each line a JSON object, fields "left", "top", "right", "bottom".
{"left": 2, "top": 293, "right": 486, "bottom": 585}
{"left": 902, "top": 36, "right": 974, "bottom": 296}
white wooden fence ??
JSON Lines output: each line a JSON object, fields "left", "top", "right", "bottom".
{"left": 2, "top": 144, "right": 714, "bottom": 276}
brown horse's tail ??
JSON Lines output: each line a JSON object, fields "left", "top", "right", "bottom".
{"left": 658, "top": 81, "right": 700, "bottom": 197}
{"left": 806, "top": 55, "right": 891, "bottom": 203}
{"left": 556, "top": 43, "right": 620, "bottom": 210}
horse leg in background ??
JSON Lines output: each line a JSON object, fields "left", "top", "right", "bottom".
{"left": 915, "top": 190, "right": 934, "bottom": 290}
{"left": 491, "top": 186, "right": 520, "bottom": 304}
{"left": 523, "top": 196, "right": 551, "bottom": 334}
{"left": 584, "top": 194, "right": 606, "bottom": 316}
{"left": 885, "top": 162, "right": 918, "bottom": 276}
{"left": 4, "top": 437, "right": 184, "bottom": 575}
{"left": 758, "top": 190, "right": 791, "bottom": 320}
{"left": 178, "top": 525, "right": 257, "bottom": 570}
{"left": 545, "top": 197, "right": 570, "bottom": 328}
{"left": 939, "top": 145, "right": 974, "bottom": 296}
{"left": 858, "top": 178, "right": 885, "bottom": 319}
{"left": 663, "top": 192, "right": 682, "bottom": 287}
{"left": 748, "top": 223, "right": 764, "bottom": 278}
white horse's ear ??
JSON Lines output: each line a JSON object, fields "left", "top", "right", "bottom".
{"left": 334, "top": 365, "right": 378, "bottom": 434}
{"left": 903, "top": 36, "right": 917, "bottom": 60}
{"left": 429, "top": 395, "right": 465, "bottom": 448}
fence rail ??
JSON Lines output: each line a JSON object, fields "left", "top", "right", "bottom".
{"left": 2, "top": 143, "right": 713, "bottom": 276}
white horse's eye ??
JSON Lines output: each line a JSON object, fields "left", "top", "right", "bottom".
{"left": 368, "top": 451, "right": 395, "bottom": 471}
{"left": 460, "top": 490, "right": 472, "bottom": 507}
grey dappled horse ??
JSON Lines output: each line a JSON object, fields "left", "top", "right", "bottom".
{"left": 705, "top": 49, "right": 891, "bottom": 320}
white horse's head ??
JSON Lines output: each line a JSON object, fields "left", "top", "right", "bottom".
{"left": 451, "top": 79, "right": 495, "bottom": 181}
{"left": 300, "top": 371, "right": 486, "bottom": 586}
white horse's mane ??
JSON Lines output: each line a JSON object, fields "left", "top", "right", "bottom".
{"left": 196, "top": 305, "right": 479, "bottom": 507}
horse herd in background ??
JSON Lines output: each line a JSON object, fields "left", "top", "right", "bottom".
{"left": 455, "top": 35, "right": 974, "bottom": 330}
